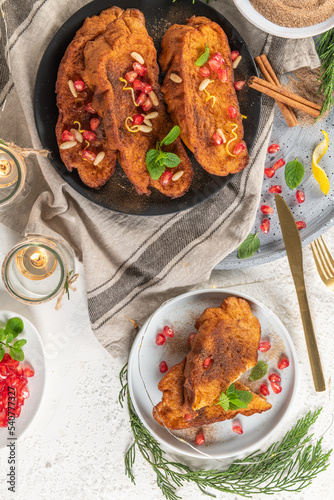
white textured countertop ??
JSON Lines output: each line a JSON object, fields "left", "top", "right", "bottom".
{"left": 0, "top": 222, "right": 333, "bottom": 500}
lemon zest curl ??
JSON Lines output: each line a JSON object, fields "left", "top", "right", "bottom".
{"left": 119, "top": 77, "right": 139, "bottom": 107}
{"left": 226, "top": 123, "right": 238, "bottom": 157}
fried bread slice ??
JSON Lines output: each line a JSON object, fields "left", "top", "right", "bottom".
{"left": 55, "top": 7, "right": 121, "bottom": 188}
{"left": 153, "top": 359, "right": 271, "bottom": 430}
{"left": 183, "top": 297, "right": 261, "bottom": 414}
{"left": 83, "top": 9, "right": 193, "bottom": 197}
{"left": 160, "top": 16, "right": 249, "bottom": 176}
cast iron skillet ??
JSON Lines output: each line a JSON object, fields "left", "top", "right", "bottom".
{"left": 34, "top": 0, "right": 261, "bottom": 216}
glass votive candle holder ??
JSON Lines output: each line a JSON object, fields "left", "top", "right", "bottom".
{"left": 0, "top": 143, "right": 28, "bottom": 212}
{"left": 1, "top": 235, "right": 75, "bottom": 305}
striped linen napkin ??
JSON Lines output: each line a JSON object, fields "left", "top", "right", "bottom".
{"left": 0, "top": 0, "right": 319, "bottom": 358}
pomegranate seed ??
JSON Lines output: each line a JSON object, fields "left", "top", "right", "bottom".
{"left": 260, "top": 384, "right": 269, "bottom": 396}
{"left": 15, "top": 407, "right": 21, "bottom": 418}
{"left": 258, "top": 341, "right": 271, "bottom": 352}
{"left": 184, "top": 413, "right": 193, "bottom": 421}
{"left": 227, "top": 106, "right": 237, "bottom": 119}
{"left": 200, "top": 66, "right": 210, "bottom": 77}
{"left": 160, "top": 171, "right": 173, "bottom": 186}
{"left": 271, "top": 381, "right": 282, "bottom": 394}
{"left": 136, "top": 92, "right": 147, "bottom": 106}
{"left": 296, "top": 221, "right": 306, "bottom": 230}
{"left": 233, "top": 142, "right": 246, "bottom": 155}
{"left": 261, "top": 205, "right": 274, "bottom": 215}
{"left": 231, "top": 50, "right": 240, "bottom": 62}
{"left": 23, "top": 366, "right": 35, "bottom": 378}
{"left": 272, "top": 158, "right": 285, "bottom": 171}
{"left": 21, "top": 387, "right": 29, "bottom": 399}
{"left": 260, "top": 219, "right": 270, "bottom": 234}
{"left": 125, "top": 71, "right": 138, "bottom": 83}
{"left": 15, "top": 365, "right": 23, "bottom": 376}
{"left": 74, "top": 80, "right": 85, "bottom": 92}
{"left": 264, "top": 167, "right": 275, "bottom": 178}
{"left": 81, "top": 150, "right": 96, "bottom": 162}
{"left": 0, "top": 365, "right": 9, "bottom": 377}
{"left": 133, "top": 79, "right": 144, "bottom": 91}
{"left": 142, "top": 97, "right": 153, "bottom": 112}
{"left": 267, "top": 143, "right": 280, "bottom": 154}
{"left": 143, "top": 83, "right": 153, "bottom": 94}
{"left": 213, "top": 52, "right": 224, "bottom": 64}
{"left": 269, "top": 185, "right": 282, "bottom": 194}
{"left": 234, "top": 80, "right": 245, "bottom": 90}
{"left": 212, "top": 132, "right": 224, "bottom": 146}
{"left": 188, "top": 332, "right": 197, "bottom": 344}
{"left": 278, "top": 357, "right": 289, "bottom": 370}
{"left": 203, "top": 357, "right": 213, "bottom": 369}
{"left": 195, "top": 433, "right": 205, "bottom": 445}
{"left": 269, "top": 373, "right": 281, "bottom": 383}
{"left": 159, "top": 361, "right": 168, "bottom": 373}
{"left": 85, "top": 102, "right": 96, "bottom": 114}
{"left": 217, "top": 68, "right": 228, "bottom": 82}
{"left": 17, "top": 396, "right": 24, "bottom": 407}
{"left": 90, "top": 118, "right": 100, "bottom": 131}
{"left": 155, "top": 333, "right": 166, "bottom": 346}
{"left": 163, "top": 326, "right": 174, "bottom": 338}
{"left": 296, "top": 190, "right": 305, "bottom": 203}
{"left": 82, "top": 131, "right": 96, "bottom": 142}
{"left": 133, "top": 62, "right": 147, "bottom": 76}
{"left": 61, "top": 130, "right": 75, "bottom": 142}
{"left": 132, "top": 114, "right": 144, "bottom": 125}
{"left": 208, "top": 58, "right": 221, "bottom": 71}
{"left": 232, "top": 423, "right": 243, "bottom": 434}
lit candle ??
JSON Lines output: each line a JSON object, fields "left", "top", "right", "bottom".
{"left": 15, "top": 246, "right": 57, "bottom": 281}
{"left": 0, "top": 145, "right": 26, "bottom": 212}
{"left": 0, "top": 157, "right": 18, "bottom": 188}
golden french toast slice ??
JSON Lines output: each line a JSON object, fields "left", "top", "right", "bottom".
{"left": 83, "top": 9, "right": 193, "bottom": 197}
{"left": 160, "top": 16, "right": 249, "bottom": 176}
{"left": 153, "top": 359, "right": 271, "bottom": 430}
{"left": 183, "top": 297, "right": 261, "bottom": 414}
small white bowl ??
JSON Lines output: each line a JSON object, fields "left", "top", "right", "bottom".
{"left": 233, "top": 0, "right": 334, "bottom": 38}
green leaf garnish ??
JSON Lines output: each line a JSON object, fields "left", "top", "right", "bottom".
{"left": 238, "top": 232, "right": 261, "bottom": 259}
{"left": 6, "top": 317, "right": 24, "bottom": 336}
{"left": 0, "top": 346, "right": 5, "bottom": 362}
{"left": 285, "top": 157, "right": 305, "bottom": 189}
{"left": 145, "top": 126, "right": 181, "bottom": 180}
{"left": 9, "top": 347, "right": 24, "bottom": 362}
{"left": 163, "top": 152, "right": 181, "bottom": 169}
{"left": 160, "top": 126, "right": 181, "bottom": 146}
{"left": 217, "top": 383, "right": 253, "bottom": 410}
{"left": 0, "top": 328, "right": 6, "bottom": 342}
{"left": 216, "top": 391, "right": 230, "bottom": 411}
{"left": 195, "top": 44, "right": 210, "bottom": 66}
{"left": 0, "top": 317, "right": 27, "bottom": 361}
{"left": 249, "top": 360, "right": 268, "bottom": 381}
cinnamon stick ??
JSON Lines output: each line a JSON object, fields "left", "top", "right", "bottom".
{"left": 248, "top": 76, "right": 321, "bottom": 118}
{"left": 255, "top": 55, "right": 298, "bottom": 127}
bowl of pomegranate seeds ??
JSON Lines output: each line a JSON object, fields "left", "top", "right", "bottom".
{"left": 0, "top": 312, "right": 46, "bottom": 448}
{"left": 128, "top": 289, "right": 298, "bottom": 459}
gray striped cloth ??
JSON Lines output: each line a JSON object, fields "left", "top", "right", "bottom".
{"left": 0, "top": 0, "right": 319, "bottom": 359}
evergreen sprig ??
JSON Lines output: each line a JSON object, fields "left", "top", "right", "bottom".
{"left": 316, "top": 29, "right": 334, "bottom": 115}
{"left": 119, "top": 364, "right": 331, "bottom": 499}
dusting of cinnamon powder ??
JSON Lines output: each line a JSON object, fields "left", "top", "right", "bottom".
{"left": 250, "top": 0, "right": 334, "bottom": 28}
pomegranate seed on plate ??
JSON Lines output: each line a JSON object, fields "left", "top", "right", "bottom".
{"left": 232, "top": 423, "right": 243, "bottom": 434}
{"left": 23, "top": 366, "right": 35, "bottom": 378}
{"left": 143, "top": 83, "right": 153, "bottom": 94}
{"left": 142, "top": 97, "right": 153, "bottom": 112}
{"left": 15, "top": 407, "right": 21, "bottom": 418}
{"left": 195, "top": 433, "right": 205, "bottom": 445}
{"left": 184, "top": 413, "right": 193, "bottom": 421}
{"left": 125, "top": 71, "right": 138, "bottom": 83}
{"left": 90, "top": 118, "right": 100, "bottom": 131}
{"left": 268, "top": 373, "right": 281, "bottom": 383}
{"left": 264, "top": 167, "right": 275, "bottom": 178}
{"left": 233, "top": 143, "right": 245, "bottom": 155}
{"left": 188, "top": 332, "right": 196, "bottom": 344}
{"left": 203, "top": 357, "right": 213, "bottom": 369}
{"left": 267, "top": 143, "right": 280, "bottom": 154}
{"left": 269, "top": 185, "right": 282, "bottom": 194}
{"left": 21, "top": 387, "right": 29, "bottom": 399}
{"left": 278, "top": 356, "right": 289, "bottom": 370}
{"left": 159, "top": 361, "right": 168, "bottom": 373}
{"left": 260, "top": 219, "right": 270, "bottom": 234}
{"left": 133, "top": 62, "right": 147, "bottom": 76}
{"left": 160, "top": 171, "right": 173, "bottom": 186}
{"left": 218, "top": 68, "right": 228, "bottom": 82}
{"left": 296, "top": 190, "right": 305, "bottom": 203}
{"left": 200, "top": 66, "right": 210, "bottom": 77}
{"left": 272, "top": 158, "right": 285, "bottom": 171}
{"left": 163, "top": 326, "right": 174, "bottom": 338}
{"left": 15, "top": 365, "right": 23, "bottom": 376}
{"left": 85, "top": 102, "right": 96, "bottom": 114}
{"left": 82, "top": 131, "right": 96, "bottom": 142}
{"left": 231, "top": 50, "right": 239, "bottom": 61}
{"left": 74, "top": 80, "right": 85, "bottom": 92}
{"left": 234, "top": 80, "right": 245, "bottom": 90}
{"left": 296, "top": 220, "right": 306, "bottom": 230}
{"left": 271, "top": 381, "right": 282, "bottom": 394}
{"left": 212, "top": 132, "right": 224, "bottom": 146}
{"left": 261, "top": 205, "right": 274, "bottom": 215}
{"left": 155, "top": 333, "right": 166, "bottom": 346}
{"left": 133, "top": 79, "right": 144, "bottom": 91}
{"left": 81, "top": 150, "right": 96, "bottom": 162}
{"left": 260, "top": 384, "right": 269, "bottom": 396}
{"left": 136, "top": 92, "right": 147, "bottom": 106}
{"left": 132, "top": 114, "right": 144, "bottom": 125}
{"left": 61, "top": 130, "right": 75, "bottom": 142}
{"left": 258, "top": 340, "right": 271, "bottom": 352}
{"left": 213, "top": 52, "right": 224, "bottom": 64}
{"left": 227, "top": 106, "right": 237, "bottom": 119}
{"left": 208, "top": 58, "right": 221, "bottom": 71}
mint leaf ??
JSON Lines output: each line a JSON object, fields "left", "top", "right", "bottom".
{"left": 226, "top": 383, "right": 236, "bottom": 397}
{"left": 0, "top": 346, "right": 4, "bottom": 362}
{"left": 9, "top": 347, "right": 24, "bottom": 362}
{"left": 0, "top": 328, "right": 6, "bottom": 342}
{"left": 238, "top": 233, "right": 260, "bottom": 259}
{"left": 13, "top": 339, "right": 27, "bottom": 348}
{"left": 146, "top": 149, "right": 166, "bottom": 180}
{"left": 6, "top": 317, "right": 24, "bottom": 337}
{"left": 6, "top": 333, "right": 14, "bottom": 345}
{"left": 195, "top": 45, "right": 210, "bottom": 66}
{"left": 235, "top": 390, "right": 253, "bottom": 406}
{"left": 163, "top": 153, "right": 181, "bottom": 169}
{"left": 160, "top": 126, "right": 180, "bottom": 146}
{"left": 216, "top": 392, "right": 230, "bottom": 411}
{"left": 249, "top": 361, "right": 268, "bottom": 381}
{"left": 218, "top": 383, "right": 253, "bottom": 411}
{"left": 285, "top": 158, "right": 305, "bottom": 189}
{"left": 146, "top": 149, "right": 159, "bottom": 168}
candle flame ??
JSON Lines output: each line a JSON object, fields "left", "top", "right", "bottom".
{"left": 30, "top": 251, "right": 47, "bottom": 268}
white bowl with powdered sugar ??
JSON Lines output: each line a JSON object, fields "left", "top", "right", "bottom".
{"left": 233, "top": 0, "right": 334, "bottom": 38}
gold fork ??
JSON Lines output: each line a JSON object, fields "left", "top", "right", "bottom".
{"left": 310, "top": 236, "right": 334, "bottom": 292}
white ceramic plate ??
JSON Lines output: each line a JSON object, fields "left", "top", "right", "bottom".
{"left": 128, "top": 289, "right": 298, "bottom": 459}
{"left": 0, "top": 311, "right": 46, "bottom": 448}
{"left": 233, "top": 0, "right": 334, "bottom": 38}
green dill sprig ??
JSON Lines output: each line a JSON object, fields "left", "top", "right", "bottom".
{"left": 119, "top": 364, "right": 331, "bottom": 499}
{"left": 316, "top": 29, "right": 334, "bottom": 116}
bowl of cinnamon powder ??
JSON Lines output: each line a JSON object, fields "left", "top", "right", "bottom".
{"left": 233, "top": 0, "right": 334, "bottom": 38}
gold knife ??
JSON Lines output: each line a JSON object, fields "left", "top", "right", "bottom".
{"left": 275, "top": 194, "right": 325, "bottom": 392}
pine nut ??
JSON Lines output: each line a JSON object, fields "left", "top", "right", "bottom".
{"left": 70, "top": 128, "right": 83, "bottom": 143}
{"left": 68, "top": 80, "right": 77, "bottom": 98}
{"left": 144, "top": 112, "right": 158, "bottom": 119}
{"left": 93, "top": 151, "right": 105, "bottom": 166}
{"left": 143, "top": 118, "right": 152, "bottom": 127}
{"left": 139, "top": 125, "right": 153, "bottom": 133}
{"left": 232, "top": 55, "right": 242, "bottom": 69}
{"left": 170, "top": 73, "right": 182, "bottom": 83}
{"left": 172, "top": 170, "right": 184, "bottom": 181}
{"left": 59, "top": 141, "right": 77, "bottom": 150}
{"left": 131, "top": 52, "right": 145, "bottom": 65}
{"left": 149, "top": 91, "right": 159, "bottom": 106}
{"left": 199, "top": 79, "right": 213, "bottom": 91}
{"left": 216, "top": 129, "right": 226, "bottom": 143}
